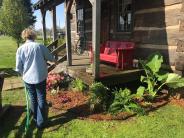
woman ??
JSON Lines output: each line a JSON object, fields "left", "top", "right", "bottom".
{"left": 15, "top": 28, "right": 55, "bottom": 128}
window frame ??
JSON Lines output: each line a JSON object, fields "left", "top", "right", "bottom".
{"left": 116, "top": 0, "right": 133, "bottom": 33}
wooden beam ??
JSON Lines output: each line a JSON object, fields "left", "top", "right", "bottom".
{"left": 89, "top": 0, "right": 94, "bottom": 6}
{"left": 51, "top": 6, "right": 57, "bottom": 41}
{"left": 41, "top": 9, "right": 47, "bottom": 44}
{"left": 92, "top": 0, "right": 101, "bottom": 79}
{"left": 66, "top": 0, "right": 74, "bottom": 12}
{"left": 65, "top": 0, "right": 72, "bottom": 66}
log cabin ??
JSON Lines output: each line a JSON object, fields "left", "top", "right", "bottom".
{"left": 33, "top": 0, "right": 184, "bottom": 85}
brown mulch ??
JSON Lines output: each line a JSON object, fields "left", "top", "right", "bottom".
{"left": 169, "top": 89, "right": 184, "bottom": 108}
{"left": 170, "top": 99, "right": 184, "bottom": 108}
{"left": 47, "top": 91, "right": 89, "bottom": 111}
{"left": 46, "top": 91, "right": 169, "bottom": 121}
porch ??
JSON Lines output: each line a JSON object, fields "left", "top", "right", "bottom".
{"left": 33, "top": 0, "right": 143, "bottom": 84}
{"left": 53, "top": 54, "right": 142, "bottom": 85}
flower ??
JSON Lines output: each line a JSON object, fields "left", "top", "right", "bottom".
{"left": 46, "top": 73, "right": 65, "bottom": 91}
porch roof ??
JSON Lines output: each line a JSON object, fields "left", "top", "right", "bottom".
{"left": 33, "top": 0, "right": 65, "bottom": 10}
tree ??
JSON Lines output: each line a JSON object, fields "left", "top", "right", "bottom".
{"left": 22, "top": 0, "right": 36, "bottom": 25}
{"left": 0, "top": 0, "right": 36, "bottom": 47}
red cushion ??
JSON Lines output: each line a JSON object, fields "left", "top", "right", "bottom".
{"left": 100, "top": 54, "right": 117, "bottom": 63}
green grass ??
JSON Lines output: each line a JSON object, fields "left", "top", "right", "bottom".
{"left": 1, "top": 89, "right": 184, "bottom": 138}
{"left": 0, "top": 36, "right": 17, "bottom": 69}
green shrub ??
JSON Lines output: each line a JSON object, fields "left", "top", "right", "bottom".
{"left": 137, "top": 52, "right": 184, "bottom": 99}
{"left": 71, "top": 78, "right": 87, "bottom": 92}
{"left": 109, "top": 88, "right": 144, "bottom": 114}
{"left": 89, "top": 82, "right": 111, "bottom": 112}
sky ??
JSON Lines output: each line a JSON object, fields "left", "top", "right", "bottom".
{"left": 31, "top": 0, "right": 65, "bottom": 30}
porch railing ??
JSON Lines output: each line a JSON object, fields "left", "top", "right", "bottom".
{"left": 47, "top": 39, "right": 67, "bottom": 72}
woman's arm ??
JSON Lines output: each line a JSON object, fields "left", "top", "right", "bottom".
{"left": 15, "top": 49, "right": 23, "bottom": 75}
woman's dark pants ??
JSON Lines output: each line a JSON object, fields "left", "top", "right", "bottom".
{"left": 24, "top": 80, "right": 46, "bottom": 128}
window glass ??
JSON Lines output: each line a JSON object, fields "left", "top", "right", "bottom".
{"left": 117, "top": 0, "right": 132, "bottom": 32}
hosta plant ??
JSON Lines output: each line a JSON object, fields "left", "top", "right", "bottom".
{"left": 137, "top": 52, "right": 184, "bottom": 99}
{"left": 109, "top": 88, "right": 144, "bottom": 114}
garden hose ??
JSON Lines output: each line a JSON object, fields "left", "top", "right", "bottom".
{"left": 24, "top": 83, "right": 30, "bottom": 133}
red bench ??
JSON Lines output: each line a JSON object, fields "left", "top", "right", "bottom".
{"left": 90, "top": 41, "right": 135, "bottom": 69}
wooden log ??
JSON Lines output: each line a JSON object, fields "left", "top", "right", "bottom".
{"left": 179, "top": 19, "right": 184, "bottom": 31}
{"left": 92, "top": 0, "right": 101, "bottom": 79}
{"left": 175, "top": 60, "right": 184, "bottom": 70}
{"left": 135, "top": 9, "right": 183, "bottom": 27}
{"left": 135, "top": 0, "right": 182, "bottom": 11}
{"left": 133, "top": 28, "right": 183, "bottom": 45}
{"left": 174, "top": 70, "right": 184, "bottom": 76}
{"left": 134, "top": 47, "right": 176, "bottom": 65}
{"left": 176, "top": 40, "right": 184, "bottom": 52}
{"left": 135, "top": 4, "right": 182, "bottom": 15}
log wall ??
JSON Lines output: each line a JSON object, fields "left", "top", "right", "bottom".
{"left": 133, "top": 0, "right": 184, "bottom": 69}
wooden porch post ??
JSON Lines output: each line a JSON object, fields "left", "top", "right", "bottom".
{"left": 92, "top": 0, "right": 101, "bottom": 79}
{"left": 51, "top": 6, "right": 57, "bottom": 41}
{"left": 65, "top": 0, "right": 72, "bottom": 66}
{"left": 41, "top": 9, "right": 47, "bottom": 44}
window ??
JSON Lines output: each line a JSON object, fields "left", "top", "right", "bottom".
{"left": 76, "top": 8, "right": 84, "bottom": 34}
{"left": 117, "top": 0, "right": 132, "bottom": 32}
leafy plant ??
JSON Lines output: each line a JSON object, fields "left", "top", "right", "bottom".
{"left": 71, "top": 78, "right": 87, "bottom": 92}
{"left": 89, "top": 82, "right": 111, "bottom": 112}
{"left": 137, "top": 52, "right": 184, "bottom": 98}
{"left": 109, "top": 88, "right": 144, "bottom": 114}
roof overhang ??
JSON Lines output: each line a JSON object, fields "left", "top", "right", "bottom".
{"left": 33, "top": 0, "right": 65, "bottom": 11}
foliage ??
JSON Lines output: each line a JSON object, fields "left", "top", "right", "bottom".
{"left": 22, "top": 0, "right": 36, "bottom": 25}
{"left": 45, "top": 38, "right": 53, "bottom": 46}
{"left": 137, "top": 52, "right": 184, "bottom": 98}
{"left": 89, "top": 82, "right": 111, "bottom": 112}
{"left": 109, "top": 88, "right": 144, "bottom": 114}
{"left": 71, "top": 78, "right": 87, "bottom": 92}
{"left": 58, "top": 37, "right": 65, "bottom": 46}
{"left": 0, "top": 0, "right": 35, "bottom": 46}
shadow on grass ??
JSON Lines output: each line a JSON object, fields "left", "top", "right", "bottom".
{"left": 0, "top": 106, "right": 25, "bottom": 137}
{"left": 45, "top": 104, "right": 90, "bottom": 132}
{"left": 0, "top": 68, "right": 19, "bottom": 77}
{"left": 0, "top": 105, "right": 45, "bottom": 138}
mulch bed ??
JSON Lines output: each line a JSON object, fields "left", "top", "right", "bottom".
{"left": 47, "top": 91, "right": 169, "bottom": 121}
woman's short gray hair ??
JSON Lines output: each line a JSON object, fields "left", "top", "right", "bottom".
{"left": 21, "top": 28, "right": 36, "bottom": 41}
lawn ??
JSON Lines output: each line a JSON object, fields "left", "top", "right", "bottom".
{"left": 0, "top": 36, "right": 17, "bottom": 69}
{"left": 1, "top": 89, "right": 184, "bottom": 138}
{"left": 0, "top": 36, "right": 46, "bottom": 77}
